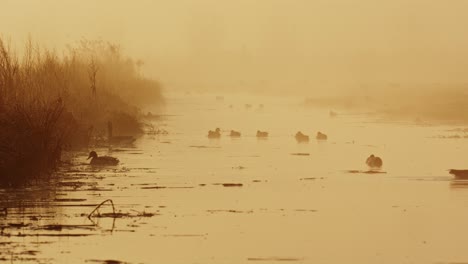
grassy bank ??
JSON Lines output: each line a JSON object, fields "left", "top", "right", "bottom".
{"left": 0, "top": 38, "right": 163, "bottom": 185}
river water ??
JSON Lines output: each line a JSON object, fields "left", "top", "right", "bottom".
{"left": 1, "top": 93, "right": 468, "bottom": 264}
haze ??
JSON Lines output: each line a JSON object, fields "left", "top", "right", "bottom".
{"left": 4, "top": 1, "right": 468, "bottom": 263}
{"left": 2, "top": 0, "right": 468, "bottom": 95}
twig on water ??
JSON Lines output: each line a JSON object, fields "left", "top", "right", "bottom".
{"left": 88, "top": 199, "right": 115, "bottom": 219}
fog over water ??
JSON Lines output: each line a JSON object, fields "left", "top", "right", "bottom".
{"left": 2, "top": 0, "right": 468, "bottom": 95}
{"left": 2, "top": 2, "right": 468, "bottom": 263}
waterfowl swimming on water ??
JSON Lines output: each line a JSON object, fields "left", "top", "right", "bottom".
{"left": 316, "top": 132, "right": 328, "bottom": 140}
{"left": 230, "top": 130, "right": 241, "bottom": 137}
{"left": 449, "top": 169, "right": 468, "bottom": 179}
{"left": 208, "top": 128, "right": 221, "bottom": 138}
{"left": 295, "top": 131, "right": 309, "bottom": 142}
{"left": 87, "top": 151, "right": 119, "bottom": 166}
{"left": 256, "top": 130, "right": 268, "bottom": 138}
{"left": 366, "top": 154, "right": 383, "bottom": 168}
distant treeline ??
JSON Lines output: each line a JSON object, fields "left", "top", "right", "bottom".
{"left": 0, "top": 38, "right": 164, "bottom": 185}
{"left": 305, "top": 88, "right": 468, "bottom": 124}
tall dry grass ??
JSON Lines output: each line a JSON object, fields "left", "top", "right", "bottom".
{"left": 0, "top": 38, "right": 163, "bottom": 185}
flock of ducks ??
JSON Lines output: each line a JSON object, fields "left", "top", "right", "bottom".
{"left": 87, "top": 125, "right": 468, "bottom": 178}
{"left": 206, "top": 128, "right": 384, "bottom": 170}
{"left": 87, "top": 145, "right": 468, "bottom": 179}
{"left": 295, "top": 131, "right": 328, "bottom": 142}
{"left": 86, "top": 127, "right": 383, "bottom": 170}
{"left": 207, "top": 128, "right": 271, "bottom": 138}
{"left": 208, "top": 128, "right": 327, "bottom": 141}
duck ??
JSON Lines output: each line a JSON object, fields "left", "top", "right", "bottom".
{"left": 256, "top": 130, "right": 269, "bottom": 138}
{"left": 87, "top": 151, "right": 119, "bottom": 166}
{"left": 295, "top": 131, "right": 309, "bottom": 142}
{"left": 230, "top": 130, "right": 241, "bottom": 137}
{"left": 366, "top": 154, "right": 383, "bottom": 168}
{"left": 208, "top": 128, "right": 221, "bottom": 138}
{"left": 316, "top": 132, "right": 328, "bottom": 140}
{"left": 449, "top": 169, "right": 468, "bottom": 179}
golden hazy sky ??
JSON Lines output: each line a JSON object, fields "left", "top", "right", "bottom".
{"left": 2, "top": 0, "right": 468, "bottom": 94}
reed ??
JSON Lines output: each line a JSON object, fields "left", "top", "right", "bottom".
{"left": 0, "top": 37, "right": 163, "bottom": 185}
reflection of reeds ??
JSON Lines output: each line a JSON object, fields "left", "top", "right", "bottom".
{"left": 0, "top": 37, "right": 163, "bottom": 185}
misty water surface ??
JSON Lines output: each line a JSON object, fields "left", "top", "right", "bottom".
{"left": 1, "top": 93, "right": 468, "bottom": 264}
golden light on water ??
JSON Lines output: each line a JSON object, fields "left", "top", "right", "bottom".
{"left": 1, "top": 1, "right": 468, "bottom": 263}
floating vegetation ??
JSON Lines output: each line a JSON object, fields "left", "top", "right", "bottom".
{"left": 140, "top": 186, "right": 166, "bottom": 189}
{"left": 290, "top": 153, "right": 310, "bottom": 156}
{"left": 252, "top": 180, "right": 267, "bottom": 183}
{"left": 247, "top": 257, "right": 304, "bottom": 261}
{"left": 222, "top": 183, "right": 243, "bottom": 187}
{"left": 434, "top": 135, "right": 468, "bottom": 139}
{"left": 86, "top": 259, "right": 130, "bottom": 264}
{"left": 162, "top": 234, "right": 206, "bottom": 237}
{"left": 300, "top": 177, "right": 325, "bottom": 180}
{"left": 6, "top": 222, "right": 31, "bottom": 228}
{"left": 346, "top": 170, "right": 386, "bottom": 174}
{"left": 294, "top": 209, "right": 318, "bottom": 212}
{"left": 145, "top": 123, "right": 169, "bottom": 135}
{"left": 87, "top": 199, "right": 116, "bottom": 219}
{"left": 34, "top": 224, "right": 95, "bottom": 231}
{"left": 189, "top": 145, "right": 221, "bottom": 149}
{"left": 53, "top": 198, "right": 87, "bottom": 202}
{"left": 87, "top": 199, "right": 156, "bottom": 219}
{"left": 207, "top": 210, "right": 253, "bottom": 214}
{"left": 140, "top": 186, "right": 193, "bottom": 190}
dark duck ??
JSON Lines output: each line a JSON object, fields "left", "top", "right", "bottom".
{"left": 316, "top": 132, "right": 328, "bottom": 140}
{"left": 230, "top": 130, "right": 241, "bottom": 137}
{"left": 87, "top": 151, "right": 119, "bottom": 166}
{"left": 449, "top": 169, "right": 468, "bottom": 179}
{"left": 366, "top": 154, "right": 383, "bottom": 169}
{"left": 208, "top": 128, "right": 221, "bottom": 138}
{"left": 295, "top": 131, "right": 309, "bottom": 142}
{"left": 256, "top": 130, "right": 268, "bottom": 138}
